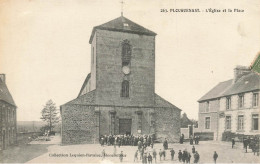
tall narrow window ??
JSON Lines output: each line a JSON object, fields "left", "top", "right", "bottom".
{"left": 205, "top": 101, "right": 209, "bottom": 112}
{"left": 238, "top": 115, "right": 244, "bottom": 130}
{"left": 205, "top": 117, "right": 210, "bottom": 129}
{"left": 238, "top": 95, "right": 244, "bottom": 108}
{"left": 122, "top": 40, "right": 131, "bottom": 66}
{"left": 121, "top": 80, "right": 129, "bottom": 97}
{"left": 226, "top": 97, "right": 231, "bottom": 110}
{"left": 225, "top": 116, "right": 231, "bottom": 130}
{"left": 252, "top": 114, "right": 259, "bottom": 130}
{"left": 253, "top": 93, "right": 259, "bottom": 107}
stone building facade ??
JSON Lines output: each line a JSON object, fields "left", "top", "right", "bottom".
{"left": 0, "top": 74, "right": 17, "bottom": 150}
{"left": 61, "top": 16, "right": 181, "bottom": 144}
{"left": 198, "top": 66, "right": 260, "bottom": 140}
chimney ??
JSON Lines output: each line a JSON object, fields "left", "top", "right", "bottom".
{"left": 0, "top": 74, "right": 5, "bottom": 83}
{"left": 233, "top": 66, "right": 251, "bottom": 83}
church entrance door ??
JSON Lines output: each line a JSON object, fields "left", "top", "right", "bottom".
{"left": 119, "top": 119, "right": 132, "bottom": 135}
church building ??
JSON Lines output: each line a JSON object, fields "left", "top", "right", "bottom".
{"left": 60, "top": 15, "right": 181, "bottom": 144}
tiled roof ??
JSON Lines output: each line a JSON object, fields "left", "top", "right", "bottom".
{"left": 154, "top": 93, "right": 181, "bottom": 111}
{"left": 77, "top": 73, "right": 91, "bottom": 98}
{"left": 0, "top": 78, "right": 16, "bottom": 106}
{"left": 89, "top": 16, "right": 156, "bottom": 43}
{"left": 223, "top": 72, "right": 260, "bottom": 96}
{"left": 198, "top": 79, "right": 233, "bottom": 102}
{"left": 198, "top": 72, "right": 260, "bottom": 102}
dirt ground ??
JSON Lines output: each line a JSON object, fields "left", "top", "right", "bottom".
{"left": 1, "top": 135, "right": 259, "bottom": 163}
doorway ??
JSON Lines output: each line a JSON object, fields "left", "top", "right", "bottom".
{"left": 119, "top": 119, "right": 132, "bottom": 135}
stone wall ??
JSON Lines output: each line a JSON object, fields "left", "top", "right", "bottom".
{"left": 154, "top": 107, "right": 180, "bottom": 142}
{"left": 0, "top": 100, "right": 17, "bottom": 150}
{"left": 94, "top": 29, "right": 155, "bottom": 107}
{"left": 61, "top": 104, "right": 97, "bottom": 144}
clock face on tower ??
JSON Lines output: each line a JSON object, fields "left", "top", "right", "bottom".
{"left": 122, "top": 66, "right": 130, "bottom": 75}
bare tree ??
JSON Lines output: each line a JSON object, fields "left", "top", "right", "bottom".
{"left": 40, "top": 100, "right": 60, "bottom": 132}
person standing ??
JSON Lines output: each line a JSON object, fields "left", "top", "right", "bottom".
{"left": 178, "top": 150, "right": 183, "bottom": 162}
{"left": 170, "top": 149, "right": 175, "bottom": 161}
{"left": 159, "top": 149, "right": 163, "bottom": 161}
{"left": 102, "top": 149, "right": 106, "bottom": 160}
{"left": 232, "top": 138, "right": 235, "bottom": 149}
{"left": 192, "top": 146, "right": 195, "bottom": 154}
{"left": 182, "top": 150, "right": 187, "bottom": 163}
{"left": 187, "top": 152, "right": 191, "bottom": 163}
{"left": 163, "top": 138, "right": 168, "bottom": 150}
{"left": 119, "top": 151, "right": 124, "bottom": 163}
{"left": 148, "top": 153, "right": 153, "bottom": 164}
{"left": 152, "top": 149, "right": 157, "bottom": 163}
{"left": 193, "top": 151, "right": 200, "bottom": 163}
{"left": 143, "top": 153, "right": 148, "bottom": 164}
{"left": 213, "top": 151, "right": 218, "bottom": 164}
{"left": 134, "top": 150, "right": 138, "bottom": 162}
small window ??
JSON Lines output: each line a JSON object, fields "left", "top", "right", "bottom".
{"left": 205, "top": 117, "right": 210, "bottom": 129}
{"left": 225, "top": 116, "right": 231, "bottom": 130}
{"left": 205, "top": 101, "right": 209, "bottom": 112}
{"left": 252, "top": 114, "right": 259, "bottom": 130}
{"left": 121, "top": 80, "right": 129, "bottom": 97}
{"left": 238, "top": 95, "right": 244, "bottom": 108}
{"left": 253, "top": 93, "right": 259, "bottom": 107}
{"left": 238, "top": 115, "right": 244, "bottom": 130}
{"left": 226, "top": 97, "right": 231, "bottom": 110}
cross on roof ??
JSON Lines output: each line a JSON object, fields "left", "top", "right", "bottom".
{"left": 120, "top": 0, "right": 124, "bottom": 16}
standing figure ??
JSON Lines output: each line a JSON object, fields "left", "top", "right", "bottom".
{"left": 213, "top": 151, "right": 218, "bottom": 164}
{"left": 148, "top": 153, "right": 153, "bottom": 164}
{"left": 182, "top": 150, "right": 187, "bottom": 163}
{"left": 192, "top": 146, "right": 195, "bottom": 154}
{"left": 102, "top": 149, "right": 106, "bottom": 160}
{"left": 193, "top": 151, "right": 200, "bottom": 163}
{"left": 190, "top": 135, "right": 193, "bottom": 145}
{"left": 163, "top": 138, "right": 168, "bottom": 150}
{"left": 152, "top": 149, "right": 157, "bottom": 163}
{"left": 134, "top": 150, "right": 138, "bottom": 162}
{"left": 143, "top": 153, "right": 148, "bottom": 164}
{"left": 232, "top": 138, "right": 235, "bottom": 149}
{"left": 178, "top": 150, "right": 183, "bottom": 162}
{"left": 170, "top": 149, "right": 175, "bottom": 161}
{"left": 187, "top": 152, "right": 191, "bottom": 163}
{"left": 159, "top": 149, "right": 163, "bottom": 161}
{"left": 119, "top": 151, "right": 124, "bottom": 163}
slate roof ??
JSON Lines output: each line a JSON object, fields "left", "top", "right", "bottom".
{"left": 198, "top": 79, "right": 233, "bottom": 102}
{"left": 223, "top": 72, "right": 260, "bottom": 96}
{"left": 154, "top": 93, "right": 181, "bottom": 111}
{"left": 77, "top": 73, "right": 91, "bottom": 98}
{"left": 63, "top": 90, "right": 96, "bottom": 106}
{"left": 0, "top": 78, "right": 16, "bottom": 106}
{"left": 89, "top": 16, "right": 156, "bottom": 43}
{"left": 198, "top": 72, "right": 260, "bottom": 102}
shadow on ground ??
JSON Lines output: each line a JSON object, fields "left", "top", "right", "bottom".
{"left": 2, "top": 144, "right": 51, "bottom": 163}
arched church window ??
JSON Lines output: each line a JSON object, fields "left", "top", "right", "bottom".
{"left": 121, "top": 80, "right": 129, "bottom": 97}
{"left": 122, "top": 40, "right": 131, "bottom": 66}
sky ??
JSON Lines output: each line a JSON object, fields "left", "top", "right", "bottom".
{"left": 0, "top": 0, "right": 260, "bottom": 121}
